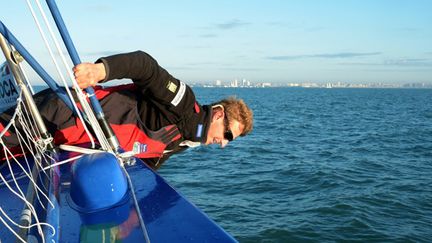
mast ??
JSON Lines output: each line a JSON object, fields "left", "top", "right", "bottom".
{"left": 45, "top": 0, "right": 121, "bottom": 153}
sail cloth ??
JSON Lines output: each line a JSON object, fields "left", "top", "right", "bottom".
{"left": 0, "top": 62, "right": 20, "bottom": 112}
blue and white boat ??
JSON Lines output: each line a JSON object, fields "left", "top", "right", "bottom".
{"left": 0, "top": 1, "right": 237, "bottom": 242}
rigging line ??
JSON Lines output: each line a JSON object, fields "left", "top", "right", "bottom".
{"left": 18, "top": 104, "right": 51, "bottom": 160}
{"left": 17, "top": 64, "right": 35, "bottom": 95}
{"left": 15, "top": 110, "right": 53, "bottom": 185}
{"left": 4, "top": 147, "right": 49, "bottom": 217}
{"left": 33, "top": 0, "right": 85, "bottom": 91}
{"left": 0, "top": 160, "right": 45, "bottom": 242}
{"left": 0, "top": 156, "right": 55, "bottom": 238}
{"left": 13, "top": 119, "right": 51, "bottom": 210}
{"left": 0, "top": 153, "right": 56, "bottom": 188}
{"left": 0, "top": 107, "right": 47, "bottom": 240}
{"left": 28, "top": 2, "right": 99, "bottom": 152}
{"left": 77, "top": 91, "right": 113, "bottom": 151}
{"left": 6, "top": 127, "right": 54, "bottom": 208}
{"left": 33, "top": 0, "right": 113, "bottom": 152}
{"left": 1, "top": 153, "right": 48, "bottom": 243}
{"left": 19, "top": 98, "right": 51, "bottom": 171}
{"left": 122, "top": 166, "right": 151, "bottom": 243}
{"left": 44, "top": 0, "right": 118, "bottom": 153}
{"left": 25, "top": 0, "right": 96, "bottom": 148}
{"left": 0, "top": 173, "right": 33, "bottom": 187}
{"left": 27, "top": 0, "right": 90, "bottom": 130}
{"left": 42, "top": 154, "right": 83, "bottom": 171}
{"left": 42, "top": 144, "right": 120, "bottom": 171}
{"left": 0, "top": 92, "right": 22, "bottom": 138}
{"left": 0, "top": 207, "right": 55, "bottom": 235}
{"left": 0, "top": 208, "right": 26, "bottom": 243}
{"left": 59, "top": 144, "right": 104, "bottom": 154}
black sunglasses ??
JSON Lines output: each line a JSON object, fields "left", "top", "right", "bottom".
{"left": 224, "top": 115, "right": 233, "bottom": 142}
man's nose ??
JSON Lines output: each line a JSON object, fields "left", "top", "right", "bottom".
{"left": 220, "top": 139, "right": 229, "bottom": 148}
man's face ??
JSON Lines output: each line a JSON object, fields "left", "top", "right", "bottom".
{"left": 205, "top": 109, "right": 244, "bottom": 148}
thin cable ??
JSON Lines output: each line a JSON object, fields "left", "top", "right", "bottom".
{"left": 16, "top": 64, "right": 35, "bottom": 95}
{"left": 0, "top": 160, "right": 45, "bottom": 243}
{"left": 0, "top": 207, "right": 55, "bottom": 232}
{"left": 122, "top": 166, "right": 151, "bottom": 243}
{"left": 33, "top": 0, "right": 113, "bottom": 152}
{"left": 42, "top": 155, "right": 83, "bottom": 171}
{"left": 7, "top": 127, "right": 54, "bottom": 208}
{"left": 0, "top": 112, "right": 53, "bottom": 242}
{"left": 0, "top": 92, "right": 22, "bottom": 138}
{"left": 0, "top": 207, "right": 55, "bottom": 241}
{"left": 25, "top": 0, "right": 95, "bottom": 148}
{"left": 2, "top": 104, "right": 54, "bottom": 238}
{"left": 0, "top": 209, "right": 26, "bottom": 243}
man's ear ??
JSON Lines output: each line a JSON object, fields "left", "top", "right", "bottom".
{"left": 211, "top": 104, "right": 225, "bottom": 121}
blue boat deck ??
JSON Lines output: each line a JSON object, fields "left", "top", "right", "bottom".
{"left": 0, "top": 152, "right": 237, "bottom": 242}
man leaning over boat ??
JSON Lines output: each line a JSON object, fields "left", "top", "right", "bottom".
{"left": 0, "top": 51, "right": 253, "bottom": 169}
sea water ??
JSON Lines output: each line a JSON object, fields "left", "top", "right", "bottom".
{"left": 29, "top": 86, "right": 432, "bottom": 242}
{"left": 159, "top": 87, "right": 432, "bottom": 242}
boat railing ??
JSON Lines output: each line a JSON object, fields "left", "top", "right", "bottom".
{"left": 0, "top": 32, "right": 58, "bottom": 242}
{"left": 0, "top": 1, "right": 147, "bottom": 241}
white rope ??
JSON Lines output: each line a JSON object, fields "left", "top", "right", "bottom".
{"left": 3, "top": 101, "right": 55, "bottom": 209}
{"left": 32, "top": 0, "right": 113, "bottom": 152}
{"left": 15, "top": 106, "right": 53, "bottom": 187}
{"left": 42, "top": 154, "right": 82, "bottom": 171}
{"left": 0, "top": 173, "right": 32, "bottom": 187}
{"left": 0, "top": 1, "right": 131, "bottom": 240}
{"left": 0, "top": 3, "right": 56, "bottom": 241}
{"left": 0, "top": 207, "right": 55, "bottom": 241}
{"left": 18, "top": 65, "right": 35, "bottom": 95}
{"left": 121, "top": 166, "right": 151, "bottom": 243}
{"left": 0, "top": 208, "right": 55, "bottom": 232}
{"left": 5, "top": 129, "right": 54, "bottom": 208}
{"left": 25, "top": 0, "right": 96, "bottom": 149}
{"left": 0, "top": 149, "right": 51, "bottom": 243}
{"left": 0, "top": 158, "right": 45, "bottom": 243}
{"left": 14, "top": 129, "right": 50, "bottom": 212}
{"left": 0, "top": 91, "right": 22, "bottom": 138}
{"left": 59, "top": 144, "right": 104, "bottom": 154}
{"left": 3, "top": 104, "right": 60, "bottom": 241}
{"left": 0, "top": 208, "right": 26, "bottom": 243}
{"left": 1, "top": 129, "right": 52, "bottom": 243}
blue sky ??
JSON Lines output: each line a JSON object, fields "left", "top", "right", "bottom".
{"left": 2, "top": 0, "right": 432, "bottom": 84}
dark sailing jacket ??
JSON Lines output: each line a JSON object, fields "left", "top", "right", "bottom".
{"left": 0, "top": 51, "right": 213, "bottom": 169}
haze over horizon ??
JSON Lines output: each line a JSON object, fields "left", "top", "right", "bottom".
{"left": 2, "top": 0, "right": 432, "bottom": 85}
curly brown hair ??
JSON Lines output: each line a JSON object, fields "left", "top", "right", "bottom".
{"left": 213, "top": 97, "right": 253, "bottom": 136}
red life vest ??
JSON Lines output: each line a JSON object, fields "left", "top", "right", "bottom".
{"left": 53, "top": 84, "right": 182, "bottom": 159}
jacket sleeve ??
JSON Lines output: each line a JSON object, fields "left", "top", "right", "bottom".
{"left": 96, "top": 51, "right": 196, "bottom": 120}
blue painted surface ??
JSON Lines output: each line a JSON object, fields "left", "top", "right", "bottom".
{"left": 127, "top": 160, "right": 237, "bottom": 243}
{"left": 0, "top": 158, "right": 36, "bottom": 241}
{"left": 0, "top": 152, "right": 237, "bottom": 242}
{"left": 69, "top": 153, "right": 128, "bottom": 213}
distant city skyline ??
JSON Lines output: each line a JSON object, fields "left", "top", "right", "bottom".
{"left": 190, "top": 78, "right": 432, "bottom": 89}
{"left": 2, "top": 1, "right": 432, "bottom": 85}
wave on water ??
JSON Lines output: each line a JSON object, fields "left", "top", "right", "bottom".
{"left": 161, "top": 88, "right": 432, "bottom": 242}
